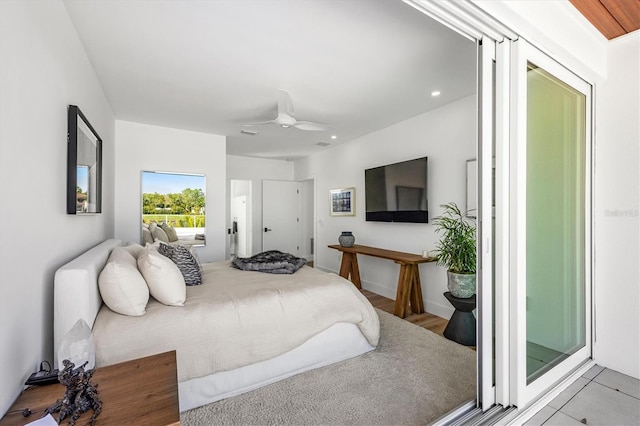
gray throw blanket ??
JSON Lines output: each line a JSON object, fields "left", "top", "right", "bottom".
{"left": 231, "top": 250, "right": 307, "bottom": 274}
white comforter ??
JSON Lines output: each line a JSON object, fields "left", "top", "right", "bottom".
{"left": 92, "top": 261, "right": 379, "bottom": 382}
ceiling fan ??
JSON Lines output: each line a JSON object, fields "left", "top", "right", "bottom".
{"left": 241, "top": 89, "right": 330, "bottom": 131}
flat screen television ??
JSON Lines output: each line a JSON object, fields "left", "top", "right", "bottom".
{"left": 365, "top": 157, "right": 428, "bottom": 223}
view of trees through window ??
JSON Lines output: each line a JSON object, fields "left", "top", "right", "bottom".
{"left": 141, "top": 171, "right": 206, "bottom": 229}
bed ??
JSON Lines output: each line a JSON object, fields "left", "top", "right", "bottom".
{"left": 53, "top": 239, "right": 379, "bottom": 412}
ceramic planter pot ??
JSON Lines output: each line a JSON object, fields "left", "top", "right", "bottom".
{"left": 447, "top": 271, "right": 476, "bottom": 298}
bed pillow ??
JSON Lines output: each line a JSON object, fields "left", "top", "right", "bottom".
{"left": 190, "top": 246, "right": 204, "bottom": 274}
{"left": 138, "top": 244, "right": 186, "bottom": 306}
{"left": 158, "top": 243, "right": 202, "bottom": 286}
{"left": 142, "top": 228, "right": 153, "bottom": 245}
{"left": 159, "top": 223, "right": 179, "bottom": 242}
{"left": 149, "top": 223, "right": 169, "bottom": 243}
{"left": 98, "top": 247, "right": 149, "bottom": 316}
{"left": 122, "top": 242, "right": 144, "bottom": 259}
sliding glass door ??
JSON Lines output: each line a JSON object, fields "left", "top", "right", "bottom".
{"left": 510, "top": 39, "right": 592, "bottom": 407}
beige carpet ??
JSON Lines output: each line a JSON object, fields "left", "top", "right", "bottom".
{"left": 181, "top": 309, "right": 476, "bottom": 425}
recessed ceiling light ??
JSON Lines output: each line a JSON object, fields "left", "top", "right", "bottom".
{"left": 331, "top": 135, "right": 337, "bottom": 139}
{"left": 431, "top": 91, "right": 441, "bottom": 97}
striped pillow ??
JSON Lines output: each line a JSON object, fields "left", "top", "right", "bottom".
{"left": 158, "top": 243, "right": 202, "bottom": 286}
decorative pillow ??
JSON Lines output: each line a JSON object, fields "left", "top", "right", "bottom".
{"left": 98, "top": 247, "right": 149, "bottom": 316}
{"left": 159, "top": 223, "right": 179, "bottom": 242}
{"left": 138, "top": 245, "right": 186, "bottom": 306}
{"left": 150, "top": 224, "right": 169, "bottom": 243}
{"left": 157, "top": 243, "right": 202, "bottom": 286}
{"left": 122, "top": 242, "right": 144, "bottom": 259}
{"left": 142, "top": 228, "right": 153, "bottom": 245}
{"left": 190, "top": 246, "right": 204, "bottom": 274}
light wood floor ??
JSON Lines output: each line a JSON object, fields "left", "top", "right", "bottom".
{"left": 361, "top": 289, "right": 448, "bottom": 337}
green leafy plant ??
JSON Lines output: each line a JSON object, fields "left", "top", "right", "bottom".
{"left": 432, "top": 202, "right": 476, "bottom": 274}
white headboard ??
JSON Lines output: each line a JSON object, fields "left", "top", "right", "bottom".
{"left": 54, "top": 239, "right": 121, "bottom": 363}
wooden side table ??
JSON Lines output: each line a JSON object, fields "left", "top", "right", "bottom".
{"left": 329, "top": 244, "right": 436, "bottom": 318}
{"left": 0, "top": 351, "right": 180, "bottom": 425}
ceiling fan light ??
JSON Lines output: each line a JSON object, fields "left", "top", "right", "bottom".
{"left": 281, "top": 124, "right": 290, "bottom": 128}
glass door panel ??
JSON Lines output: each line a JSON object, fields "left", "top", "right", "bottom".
{"left": 510, "top": 39, "right": 592, "bottom": 408}
{"left": 525, "top": 64, "right": 586, "bottom": 384}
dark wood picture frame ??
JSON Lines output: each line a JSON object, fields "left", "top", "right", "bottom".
{"left": 67, "top": 105, "right": 102, "bottom": 214}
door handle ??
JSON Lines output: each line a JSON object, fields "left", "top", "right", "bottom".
{"left": 264, "top": 227, "right": 272, "bottom": 232}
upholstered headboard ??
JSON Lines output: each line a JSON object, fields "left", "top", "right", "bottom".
{"left": 53, "top": 239, "right": 121, "bottom": 362}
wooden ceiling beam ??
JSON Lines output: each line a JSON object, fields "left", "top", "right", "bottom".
{"left": 601, "top": 0, "right": 640, "bottom": 34}
{"left": 569, "top": 0, "right": 626, "bottom": 39}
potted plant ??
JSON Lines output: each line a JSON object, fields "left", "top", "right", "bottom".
{"left": 432, "top": 202, "right": 477, "bottom": 298}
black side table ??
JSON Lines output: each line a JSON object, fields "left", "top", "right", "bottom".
{"left": 443, "top": 291, "right": 476, "bottom": 346}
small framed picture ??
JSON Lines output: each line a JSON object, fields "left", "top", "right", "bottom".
{"left": 330, "top": 187, "right": 355, "bottom": 216}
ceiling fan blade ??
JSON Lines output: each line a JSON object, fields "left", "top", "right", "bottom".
{"left": 277, "top": 89, "right": 295, "bottom": 118}
{"left": 292, "top": 121, "right": 331, "bottom": 131}
{"left": 240, "top": 120, "right": 275, "bottom": 126}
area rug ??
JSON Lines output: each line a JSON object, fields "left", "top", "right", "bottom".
{"left": 181, "top": 309, "right": 476, "bottom": 425}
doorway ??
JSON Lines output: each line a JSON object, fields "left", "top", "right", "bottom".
{"left": 402, "top": 3, "right": 594, "bottom": 419}
{"left": 229, "top": 179, "right": 252, "bottom": 258}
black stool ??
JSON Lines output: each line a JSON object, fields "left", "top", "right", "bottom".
{"left": 443, "top": 291, "right": 476, "bottom": 346}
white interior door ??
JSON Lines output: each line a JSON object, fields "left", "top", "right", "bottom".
{"left": 509, "top": 38, "right": 592, "bottom": 408}
{"left": 263, "top": 180, "right": 299, "bottom": 254}
{"left": 298, "top": 179, "right": 315, "bottom": 261}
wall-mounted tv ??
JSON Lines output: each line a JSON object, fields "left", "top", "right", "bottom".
{"left": 365, "top": 157, "right": 428, "bottom": 223}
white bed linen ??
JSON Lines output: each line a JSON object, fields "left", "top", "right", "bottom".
{"left": 92, "top": 261, "right": 380, "bottom": 382}
{"left": 179, "top": 321, "right": 373, "bottom": 411}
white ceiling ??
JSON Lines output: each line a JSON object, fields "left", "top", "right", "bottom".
{"left": 63, "top": 0, "right": 477, "bottom": 160}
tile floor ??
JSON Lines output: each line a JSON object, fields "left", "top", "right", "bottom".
{"left": 524, "top": 365, "right": 640, "bottom": 425}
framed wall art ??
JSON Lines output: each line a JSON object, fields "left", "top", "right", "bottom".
{"left": 330, "top": 187, "right": 355, "bottom": 216}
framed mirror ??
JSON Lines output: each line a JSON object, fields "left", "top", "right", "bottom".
{"left": 67, "top": 105, "right": 102, "bottom": 214}
{"left": 141, "top": 171, "right": 206, "bottom": 246}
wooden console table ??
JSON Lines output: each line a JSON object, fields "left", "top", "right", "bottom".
{"left": 328, "top": 244, "right": 436, "bottom": 318}
{"left": 0, "top": 351, "right": 180, "bottom": 425}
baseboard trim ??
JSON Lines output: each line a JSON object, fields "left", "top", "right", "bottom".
{"left": 425, "top": 300, "right": 454, "bottom": 319}
{"left": 317, "top": 265, "right": 452, "bottom": 319}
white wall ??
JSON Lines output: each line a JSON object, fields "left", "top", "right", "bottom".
{"left": 114, "top": 121, "right": 226, "bottom": 262}
{"left": 226, "top": 155, "right": 294, "bottom": 257}
{"left": 295, "top": 95, "right": 476, "bottom": 318}
{"left": 0, "top": 0, "right": 115, "bottom": 416}
{"left": 593, "top": 33, "right": 640, "bottom": 379}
